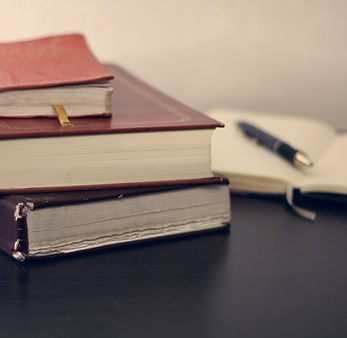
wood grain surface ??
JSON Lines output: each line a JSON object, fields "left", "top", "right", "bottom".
{"left": 0, "top": 196, "right": 346, "bottom": 338}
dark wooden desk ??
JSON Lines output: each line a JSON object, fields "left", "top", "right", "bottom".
{"left": 0, "top": 195, "right": 346, "bottom": 338}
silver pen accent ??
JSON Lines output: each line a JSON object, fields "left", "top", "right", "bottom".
{"left": 293, "top": 152, "right": 314, "bottom": 169}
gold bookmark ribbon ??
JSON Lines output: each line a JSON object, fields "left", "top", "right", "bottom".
{"left": 53, "top": 104, "right": 73, "bottom": 127}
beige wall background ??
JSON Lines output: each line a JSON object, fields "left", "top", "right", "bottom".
{"left": 0, "top": 0, "right": 346, "bottom": 127}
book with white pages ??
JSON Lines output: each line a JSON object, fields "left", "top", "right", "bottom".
{"left": 206, "top": 109, "right": 347, "bottom": 219}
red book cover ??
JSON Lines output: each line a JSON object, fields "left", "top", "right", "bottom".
{"left": 0, "top": 34, "right": 113, "bottom": 92}
{"left": 0, "top": 64, "right": 223, "bottom": 139}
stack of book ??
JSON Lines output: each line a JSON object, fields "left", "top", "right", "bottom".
{"left": 0, "top": 34, "right": 231, "bottom": 262}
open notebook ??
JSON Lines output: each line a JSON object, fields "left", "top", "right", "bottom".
{"left": 207, "top": 109, "right": 347, "bottom": 219}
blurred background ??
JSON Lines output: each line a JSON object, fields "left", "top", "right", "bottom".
{"left": 1, "top": 0, "right": 346, "bottom": 127}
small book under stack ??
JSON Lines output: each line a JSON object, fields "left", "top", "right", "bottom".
{"left": 0, "top": 34, "right": 231, "bottom": 261}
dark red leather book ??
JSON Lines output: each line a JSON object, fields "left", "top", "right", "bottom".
{"left": 0, "top": 177, "right": 231, "bottom": 261}
{"left": 0, "top": 64, "right": 223, "bottom": 193}
{"left": 0, "top": 34, "right": 113, "bottom": 91}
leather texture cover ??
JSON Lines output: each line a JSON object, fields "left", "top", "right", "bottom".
{"left": 0, "top": 34, "right": 113, "bottom": 92}
{"left": 0, "top": 64, "right": 223, "bottom": 139}
{"left": 0, "top": 198, "right": 19, "bottom": 257}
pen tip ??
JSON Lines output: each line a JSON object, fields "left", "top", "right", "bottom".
{"left": 294, "top": 152, "right": 314, "bottom": 169}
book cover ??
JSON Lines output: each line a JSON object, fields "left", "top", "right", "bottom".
{"left": 0, "top": 34, "right": 113, "bottom": 92}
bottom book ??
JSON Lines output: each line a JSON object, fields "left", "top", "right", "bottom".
{"left": 0, "top": 178, "right": 231, "bottom": 261}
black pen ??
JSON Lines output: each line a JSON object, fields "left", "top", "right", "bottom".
{"left": 237, "top": 121, "right": 314, "bottom": 169}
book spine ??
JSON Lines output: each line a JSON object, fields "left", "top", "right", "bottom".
{"left": 0, "top": 200, "right": 30, "bottom": 261}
